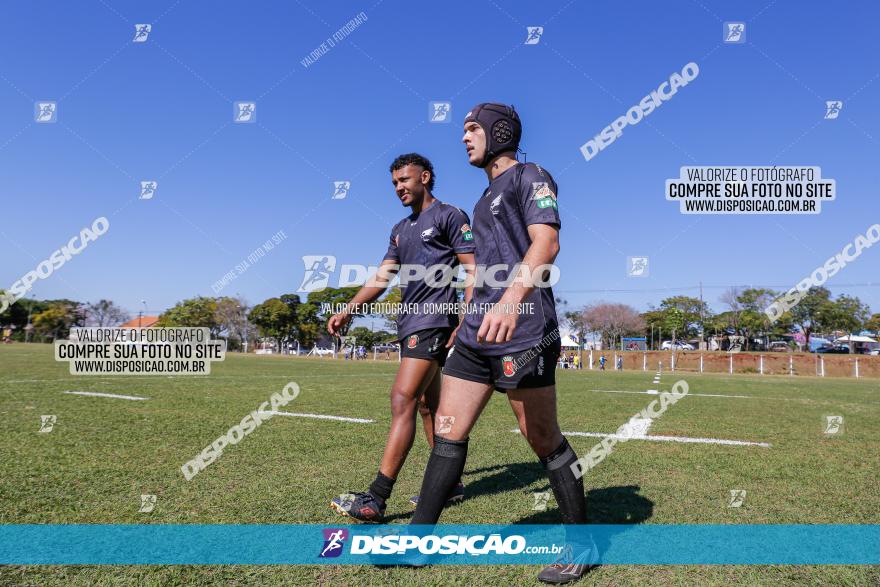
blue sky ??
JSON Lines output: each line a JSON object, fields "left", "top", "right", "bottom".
{"left": 1, "top": 0, "right": 878, "bottom": 320}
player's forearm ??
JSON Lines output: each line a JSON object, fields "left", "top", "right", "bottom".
{"left": 499, "top": 235, "right": 560, "bottom": 306}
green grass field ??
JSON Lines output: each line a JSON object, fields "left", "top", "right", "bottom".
{"left": 1, "top": 343, "right": 878, "bottom": 586}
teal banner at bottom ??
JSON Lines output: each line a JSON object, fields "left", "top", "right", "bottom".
{"left": 1, "top": 524, "right": 877, "bottom": 565}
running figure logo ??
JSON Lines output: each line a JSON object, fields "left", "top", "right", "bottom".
{"left": 133, "top": 24, "right": 152, "bottom": 43}
{"left": 139, "top": 494, "right": 157, "bottom": 513}
{"left": 298, "top": 255, "right": 337, "bottom": 292}
{"left": 234, "top": 102, "right": 256, "bottom": 123}
{"left": 39, "top": 415, "right": 57, "bottom": 433}
{"left": 35, "top": 102, "right": 57, "bottom": 123}
{"left": 525, "top": 27, "right": 543, "bottom": 45}
{"left": 319, "top": 528, "right": 349, "bottom": 558}
{"left": 332, "top": 181, "right": 350, "bottom": 200}
{"left": 728, "top": 489, "right": 746, "bottom": 508}
{"left": 723, "top": 22, "right": 745, "bottom": 43}
{"left": 430, "top": 101, "right": 451, "bottom": 123}
{"left": 533, "top": 491, "right": 550, "bottom": 511}
{"left": 824, "top": 415, "right": 844, "bottom": 435}
{"left": 437, "top": 415, "right": 455, "bottom": 434}
{"left": 140, "top": 181, "right": 157, "bottom": 200}
{"left": 627, "top": 256, "right": 649, "bottom": 277}
{"left": 824, "top": 101, "right": 843, "bottom": 120}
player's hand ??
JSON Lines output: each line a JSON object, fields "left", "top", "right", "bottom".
{"left": 446, "top": 324, "right": 461, "bottom": 349}
{"left": 327, "top": 311, "right": 351, "bottom": 336}
{"left": 477, "top": 303, "right": 519, "bottom": 344}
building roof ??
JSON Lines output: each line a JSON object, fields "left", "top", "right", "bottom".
{"left": 118, "top": 316, "right": 160, "bottom": 328}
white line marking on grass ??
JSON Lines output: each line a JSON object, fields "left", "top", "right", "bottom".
{"left": 258, "top": 411, "right": 374, "bottom": 424}
{"left": 511, "top": 429, "right": 770, "bottom": 447}
{"left": 63, "top": 391, "right": 149, "bottom": 401}
{"left": 591, "top": 389, "right": 754, "bottom": 399}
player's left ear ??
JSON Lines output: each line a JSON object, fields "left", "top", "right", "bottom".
{"left": 421, "top": 169, "right": 431, "bottom": 188}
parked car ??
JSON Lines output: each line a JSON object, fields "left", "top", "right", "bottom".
{"left": 816, "top": 344, "right": 850, "bottom": 354}
{"left": 768, "top": 341, "right": 792, "bottom": 352}
{"left": 869, "top": 348, "right": 880, "bottom": 356}
{"left": 661, "top": 340, "right": 695, "bottom": 351}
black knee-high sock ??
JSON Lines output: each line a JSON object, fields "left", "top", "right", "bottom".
{"left": 368, "top": 472, "right": 395, "bottom": 503}
{"left": 410, "top": 435, "right": 468, "bottom": 524}
{"left": 540, "top": 437, "right": 587, "bottom": 524}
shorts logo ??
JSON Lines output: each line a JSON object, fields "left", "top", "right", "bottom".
{"left": 502, "top": 355, "right": 516, "bottom": 377}
{"left": 428, "top": 337, "right": 440, "bottom": 353}
{"left": 319, "top": 528, "right": 348, "bottom": 558}
{"left": 408, "top": 335, "right": 419, "bottom": 349}
{"left": 461, "top": 224, "right": 474, "bottom": 241}
{"left": 537, "top": 356, "right": 545, "bottom": 376}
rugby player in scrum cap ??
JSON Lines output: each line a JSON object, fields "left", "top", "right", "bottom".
{"left": 408, "top": 105, "right": 597, "bottom": 583}
{"left": 328, "top": 153, "right": 475, "bottom": 522}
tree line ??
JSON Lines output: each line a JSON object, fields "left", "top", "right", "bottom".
{"left": 3, "top": 286, "right": 877, "bottom": 352}
{"left": 562, "top": 287, "right": 879, "bottom": 351}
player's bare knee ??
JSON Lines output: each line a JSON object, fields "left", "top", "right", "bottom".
{"left": 520, "top": 422, "right": 561, "bottom": 456}
{"left": 389, "top": 386, "right": 418, "bottom": 418}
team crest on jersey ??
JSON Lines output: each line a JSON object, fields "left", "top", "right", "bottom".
{"left": 408, "top": 335, "right": 419, "bottom": 348}
{"left": 532, "top": 182, "right": 557, "bottom": 209}
{"left": 460, "top": 223, "right": 473, "bottom": 241}
{"left": 421, "top": 227, "right": 436, "bottom": 242}
{"left": 502, "top": 355, "right": 516, "bottom": 377}
{"left": 490, "top": 194, "right": 504, "bottom": 215}
{"left": 532, "top": 182, "right": 556, "bottom": 200}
